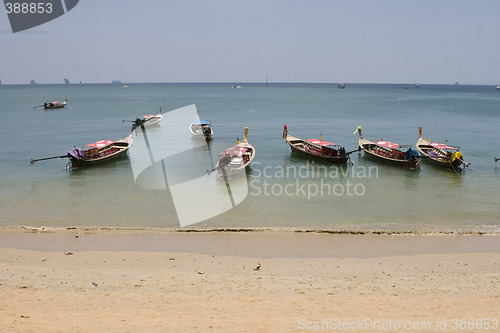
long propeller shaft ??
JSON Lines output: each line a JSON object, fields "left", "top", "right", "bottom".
{"left": 30, "top": 155, "right": 67, "bottom": 164}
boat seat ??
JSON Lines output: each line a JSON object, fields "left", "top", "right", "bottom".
{"left": 85, "top": 148, "right": 98, "bottom": 156}
{"left": 230, "top": 157, "right": 243, "bottom": 166}
{"left": 427, "top": 150, "right": 439, "bottom": 157}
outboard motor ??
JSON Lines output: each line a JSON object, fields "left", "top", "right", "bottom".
{"left": 404, "top": 148, "right": 419, "bottom": 160}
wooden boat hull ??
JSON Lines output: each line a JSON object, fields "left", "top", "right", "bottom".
{"left": 286, "top": 135, "right": 348, "bottom": 164}
{"left": 416, "top": 138, "right": 463, "bottom": 171}
{"left": 359, "top": 138, "right": 420, "bottom": 169}
{"left": 69, "top": 136, "right": 132, "bottom": 168}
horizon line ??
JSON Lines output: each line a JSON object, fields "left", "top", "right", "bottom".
{"left": 1, "top": 81, "right": 499, "bottom": 87}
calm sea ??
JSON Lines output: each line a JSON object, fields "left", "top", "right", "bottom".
{"left": 1, "top": 83, "right": 499, "bottom": 233}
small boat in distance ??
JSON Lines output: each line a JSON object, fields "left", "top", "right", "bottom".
{"left": 496, "top": 85, "right": 500, "bottom": 90}
{"left": 356, "top": 126, "right": 420, "bottom": 169}
{"left": 232, "top": 85, "right": 242, "bottom": 88}
{"left": 212, "top": 127, "right": 254, "bottom": 179}
{"left": 190, "top": 120, "right": 213, "bottom": 139}
{"left": 30, "top": 132, "right": 133, "bottom": 169}
{"left": 416, "top": 127, "right": 469, "bottom": 171}
{"left": 338, "top": 83, "right": 345, "bottom": 89}
{"left": 43, "top": 99, "right": 67, "bottom": 109}
{"left": 283, "top": 125, "right": 350, "bottom": 164}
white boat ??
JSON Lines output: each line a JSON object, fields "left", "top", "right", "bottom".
{"left": 215, "top": 127, "right": 255, "bottom": 179}
{"left": 189, "top": 120, "right": 213, "bottom": 139}
{"left": 135, "top": 107, "right": 162, "bottom": 126}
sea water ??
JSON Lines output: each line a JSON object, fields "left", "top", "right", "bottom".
{"left": 0, "top": 83, "right": 499, "bottom": 233}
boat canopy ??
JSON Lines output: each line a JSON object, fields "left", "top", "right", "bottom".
{"left": 306, "top": 139, "right": 336, "bottom": 147}
{"left": 219, "top": 147, "right": 248, "bottom": 157}
{"left": 83, "top": 140, "right": 114, "bottom": 149}
{"left": 375, "top": 141, "right": 401, "bottom": 149}
{"left": 141, "top": 114, "right": 155, "bottom": 119}
{"left": 430, "top": 142, "right": 455, "bottom": 150}
{"left": 194, "top": 120, "right": 211, "bottom": 126}
{"left": 67, "top": 148, "right": 86, "bottom": 160}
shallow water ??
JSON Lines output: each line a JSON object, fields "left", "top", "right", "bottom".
{"left": 1, "top": 83, "right": 499, "bottom": 233}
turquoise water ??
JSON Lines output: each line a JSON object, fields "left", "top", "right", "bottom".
{"left": 0, "top": 83, "right": 499, "bottom": 232}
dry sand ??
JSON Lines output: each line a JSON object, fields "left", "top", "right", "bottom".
{"left": 0, "top": 230, "right": 499, "bottom": 332}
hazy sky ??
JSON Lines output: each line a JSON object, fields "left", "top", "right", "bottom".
{"left": 1, "top": 0, "right": 500, "bottom": 84}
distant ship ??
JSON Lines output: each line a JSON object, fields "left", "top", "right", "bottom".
{"left": 232, "top": 85, "right": 242, "bottom": 88}
{"left": 496, "top": 85, "right": 500, "bottom": 90}
{"left": 338, "top": 83, "right": 345, "bottom": 89}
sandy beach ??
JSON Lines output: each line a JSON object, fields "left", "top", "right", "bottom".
{"left": 1, "top": 229, "right": 499, "bottom": 332}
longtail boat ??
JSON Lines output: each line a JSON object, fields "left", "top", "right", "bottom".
{"left": 39, "top": 99, "right": 67, "bottom": 109}
{"left": 283, "top": 125, "right": 350, "bottom": 164}
{"left": 133, "top": 107, "right": 163, "bottom": 127}
{"left": 416, "top": 127, "right": 469, "bottom": 171}
{"left": 31, "top": 133, "right": 132, "bottom": 169}
{"left": 213, "top": 127, "right": 254, "bottom": 179}
{"left": 355, "top": 126, "right": 420, "bottom": 169}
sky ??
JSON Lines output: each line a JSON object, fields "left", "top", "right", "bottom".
{"left": 1, "top": 0, "right": 500, "bottom": 85}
